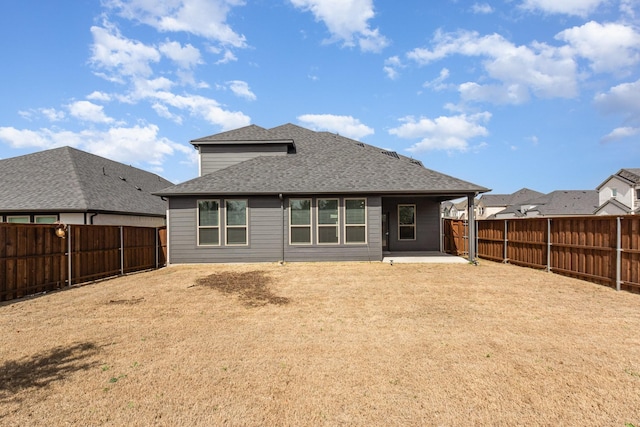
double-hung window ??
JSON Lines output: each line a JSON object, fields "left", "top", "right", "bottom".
{"left": 198, "top": 200, "right": 220, "bottom": 245}
{"left": 226, "top": 200, "right": 248, "bottom": 245}
{"left": 345, "top": 198, "right": 366, "bottom": 244}
{"left": 290, "top": 199, "right": 312, "bottom": 244}
{"left": 318, "top": 199, "right": 339, "bottom": 244}
{"left": 398, "top": 204, "right": 416, "bottom": 240}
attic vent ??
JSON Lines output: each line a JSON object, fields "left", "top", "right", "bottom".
{"left": 381, "top": 150, "right": 400, "bottom": 159}
{"left": 119, "top": 176, "right": 127, "bottom": 182}
{"left": 410, "top": 159, "right": 423, "bottom": 166}
{"left": 356, "top": 142, "right": 365, "bottom": 147}
{"left": 135, "top": 186, "right": 142, "bottom": 191}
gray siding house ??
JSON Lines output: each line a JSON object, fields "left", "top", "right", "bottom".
{"left": 0, "top": 146, "right": 172, "bottom": 227}
{"left": 156, "top": 124, "right": 489, "bottom": 263}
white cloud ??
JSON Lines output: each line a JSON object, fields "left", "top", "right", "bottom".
{"left": 389, "top": 112, "right": 491, "bottom": 152}
{"left": 601, "top": 126, "right": 640, "bottom": 142}
{"left": 594, "top": 79, "right": 640, "bottom": 140}
{"left": 152, "top": 91, "right": 251, "bottom": 130}
{"left": 290, "top": 0, "right": 389, "bottom": 52}
{"left": 67, "top": 101, "right": 115, "bottom": 123}
{"left": 226, "top": 80, "right": 257, "bottom": 101}
{"left": 215, "top": 49, "right": 238, "bottom": 64}
{"left": 383, "top": 56, "right": 403, "bottom": 80}
{"left": 594, "top": 79, "right": 640, "bottom": 116}
{"left": 520, "top": 0, "right": 608, "bottom": 17}
{"left": 556, "top": 21, "right": 640, "bottom": 74}
{"left": 159, "top": 40, "right": 202, "bottom": 68}
{"left": 423, "top": 68, "right": 451, "bottom": 91}
{"left": 471, "top": 3, "right": 494, "bottom": 14}
{"left": 87, "top": 91, "right": 112, "bottom": 102}
{"left": 407, "top": 30, "right": 578, "bottom": 103}
{"left": 459, "top": 82, "right": 531, "bottom": 104}
{"left": 104, "top": 0, "right": 247, "bottom": 47}
{"left": 90, "top": 23, "right": 161, "bottom": 79}
{"left": 0, "top": 127, "right": 59, "bottom": 149}
{"left": 297, "top": 114, "right": 374, "bottom": 139}
{"left": 0, "top": 124, "right": 191, "bottom": 168}
{"left": 40, "top": 108, "right": 65, "bottom": 122}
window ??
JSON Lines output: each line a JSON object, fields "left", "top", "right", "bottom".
{"left": 318, "top": 199, "right": 339, "bottom": 244}
{"left": 290, "top": 199, "right": 312, "bottom": 244}
{"left": 345, "top": 198, "right": 366, "bottom": 244}
{"left": 7, "top": 216, "right": 29, "bottom": 223}
{"left": 612, "top": 188, "right": 617, "bottom": 197}
{"left": 398, "top": 204, "right": 416, "bottom": 240}
{"left": 197, "top": 200, "right": 220, "bottom": 245}
{"left": 35, "top": 216, "right": 57, "bottom": 224}
{"left": 226, "top": 199, "right": 248, "bottom": 245}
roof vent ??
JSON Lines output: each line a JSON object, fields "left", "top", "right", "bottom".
{"left": 381, "top": 150, "right": 400, "bottom": 159}
{"left": 119, "top": 176, "right": 127, "bottom": 182}
{"left": 410, "top": 159, "right": 423, "bottom": 166}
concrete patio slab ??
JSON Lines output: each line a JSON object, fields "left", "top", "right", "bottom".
{"left": 382, "top": 251, "right": 470, "bottom": 264}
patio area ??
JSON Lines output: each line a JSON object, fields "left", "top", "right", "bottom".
{"left": 382, "top": 251, "right": 469, "bottom": 264}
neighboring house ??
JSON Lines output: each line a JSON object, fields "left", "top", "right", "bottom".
{"left": 0, "top": 146, "right": 172, "bottom": 227}
{"left": 156, "top": 123, "right": 489, "bottom": 263}
{"left": 595, "top": 168, "right": 640, "bottom": 215}
{"left": 442, "top": 198, "right": 472, "bottom": 219}
{"left": 477, "top": 188, "right": 544, "bottom": 219}
{"left": 494, "top": 190, "right": 599, "bottom": 218}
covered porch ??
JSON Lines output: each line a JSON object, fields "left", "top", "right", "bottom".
{"left": 380, "top": 192, "right": 477, "bottom": 261}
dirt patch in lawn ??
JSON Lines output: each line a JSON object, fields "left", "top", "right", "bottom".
{"left": 194, "top": 270, "right": 290, "bottom": 306}
{"left": 1, "top": 261, "right": 639, "bottom": 426}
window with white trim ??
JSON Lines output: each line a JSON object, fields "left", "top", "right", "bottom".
{"left": 197, "top": 200, "right": 220, "bottom": 246}
{"left": 398, "top": 204, "right": 416, "bottom": 240}
{"left": 290, "top": 199, "right": 312, "bottom": 244}
{"left": 226, "top": 199, "right": 248, "bottom": 245}
{"left": 35, "top": 216, "right": 57, "bottom": 224}
{"left": 7, "top": 216, "right": 29, "bottom": 223}
{"left": 317, "top": 199, "right": 339, "bottom": 244}
{"left": 345, "top": 198, "right": 366, "bottom": 244}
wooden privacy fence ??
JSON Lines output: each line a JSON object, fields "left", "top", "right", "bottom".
{"left": 443, "top": 216, "right": 640, "bottom": 293}
{"left": 0, "top": 223, "right": 167, "bottom": 302}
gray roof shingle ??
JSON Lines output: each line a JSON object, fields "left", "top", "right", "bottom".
{"left": 0, "top": 146, "right": 172, "bottom": 216}
{"left": 157, "top": 123, "right": 489, "bottom": 198}
{"left": 497, "top": 190, "right": 599, "bottom": 217}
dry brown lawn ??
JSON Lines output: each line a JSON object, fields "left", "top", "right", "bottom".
{"left": 1, "top": 261, "right": 639, "bottom": 426}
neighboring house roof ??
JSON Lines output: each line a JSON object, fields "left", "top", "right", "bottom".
{"left": 593, "top": 198, "right": 633, "bottom": 215}
{"left": 479, "top": 188, "right": 544, "bottom": 207}
{"left": 596, "top": 168, "right": 640, "bottom": 190}
{"left": 496, "top": 190, "right": 599, "bottom": 217}
{"left": 157, "top": 123, "right": 490, "bottom": 198}
{"left": 0, "top": 146, "right": 172, "bottom": 216}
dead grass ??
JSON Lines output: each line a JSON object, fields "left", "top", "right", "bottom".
{"left": 1, "top": 261, "right": 639, "bottom": 426}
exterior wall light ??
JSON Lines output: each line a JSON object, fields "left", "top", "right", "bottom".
{"left": 54, "top": 221, "right": 67, "bottom": 238}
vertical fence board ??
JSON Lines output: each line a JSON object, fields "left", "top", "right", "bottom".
{"left": 1, "top": 223, "right": 166, "bottom": 302}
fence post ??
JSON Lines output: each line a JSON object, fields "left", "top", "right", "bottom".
{"left": 503, "top": 220, "right": 508, "bottom": 262}
{"left": 547, "top": 218, "right": 552, "bottom": 272}
{"left": 616, "top": 217, "right": 622, "bottom": 292}
{"left": 155, "top": 227, "right": 159, "bottom": 269}
{"left": 67, "top": 225, "right": 73, "bottom": 286}
{"left": 120, "top": 226, "right": 124, "bottom": 276}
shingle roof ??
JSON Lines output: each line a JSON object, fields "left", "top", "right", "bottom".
{"left": 479, "top": 188, "right": 544, "bottom": 207}
{"left": 0, "top": 146, "right": 172, "bottom": 216}
{"left": 497, "top": 190, "right": 599, "bottom": 217}
{"left": 157, "top": 123, "right": 489, "bottom": 198}
{"left": 617, "top": 168, "right": 640, "bottom": 184}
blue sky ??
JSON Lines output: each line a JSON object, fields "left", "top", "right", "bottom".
{"left": 1, "top": 0, "right": 639, "bottom": 194}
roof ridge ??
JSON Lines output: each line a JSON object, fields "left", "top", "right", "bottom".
{"left": 59, "top": 146, "right": 92, "bottom": 210}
